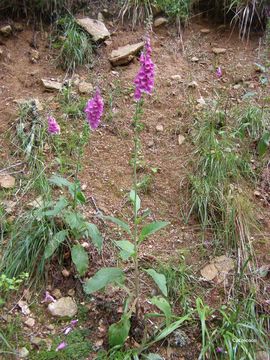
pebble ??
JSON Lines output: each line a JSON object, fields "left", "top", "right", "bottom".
{"left": 156, "top": 124, "right": 164, "bottom": 132}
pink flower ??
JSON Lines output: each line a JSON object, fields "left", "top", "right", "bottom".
{"left": 134, "top": 38, "right": 155, "bottom": 101}
{"left": 63, "top": 319, "right": 78, "bottom": 335}
{"left": 48, "top": 116, "right": 60, "bottom": 134}
{"left": 216, "top": 67, "right": 222, "bottom": 78}
{"left": 84, "top": 89, "right": 104, "bottom": 130}
{"left": 70, "top": 319, "right": 78, "bottom": 327}
{"left": 41, "top": 291, "right": 56, "bottom": 303}
{"left": 64, "top": 327, "right": 72, "bottom": 335}
{"left": 56, "top": 341, "right": 67, "bottom": 351}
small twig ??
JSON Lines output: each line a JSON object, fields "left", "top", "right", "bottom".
{"left": 0, "top": 162, "right": 24, "bottom": 173}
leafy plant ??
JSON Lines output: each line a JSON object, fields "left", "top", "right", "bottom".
{"left": 119, "top": 0, "right": 153, "bottom": 28}
{"left": 55, "top": 16, "right": 93, "bottom": 72}
{"left": 0, "top": 273, "right": 29, "bottom": 305}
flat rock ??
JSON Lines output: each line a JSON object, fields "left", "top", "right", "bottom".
{"left": 76, "top": 17, "right": 110, "bottom": 42}
{"left": 154, "top": 17, "right": 168, "bottom": 28}
{"left": 191, "top": 56, "right": 199, "bottom": 62}
{"left": 24, "top": 317, "right": 35, "bottom": 328}
{"left": 188, "top": 81, "right": 198, "bottom": 88}
{"left": 48, "top": 297, "right": 77, "bottom": 317}
{"left": 200, "top": 28, "right": 210, "bottom": 34}
{"left": 41, "top": 79, "right": 62, "bottom": 91}
{"left": 31, "top": 336, "right": 43, "bottom": 346}
{"left": 171, "top": 75, "right": 182, "bottom": 82}
{"left": 78, "top": 81, "right": 93, "bottom": 94}
{"left": 213, "top": 255, "right": 234, "bottom": 273}
{"left": 201, "top": 263, "right": 218, "bottom": 281}
{"left": 17, "top": 347, "right": 29, "bottom": 358}
{"left": 0, "top": 174, "right": 15, "bottom": 189}
{"left": 156, "top": 124, "right": 164, "bottom": 132}
{"left": 109, "top": 42, "right": 144, "bottom": 66}
{"left": 212, "top": 47, "right": 227, "bottom": 55}
{"left": 178, "top": 135, "right": 185, "bottom": 145}
{"left": 0, "top": 25, "right": 12, "bottom": 36}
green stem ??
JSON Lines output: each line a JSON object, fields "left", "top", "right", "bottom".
{"left": 132, "top": 100, "right": 142, "bottom": 314}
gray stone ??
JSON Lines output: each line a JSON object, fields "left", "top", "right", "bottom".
{"left": 76, "top": 18, "right": 110, "bottom": 42}
{"left": 212, "top": 47, "right": 227, "bottom": 55}
{"left": 41, "top": 79, "right": 62, "bottom": 91}
{"left": 156, "top": 124, "right": 164, "bottom": 132}
{"left": 0, "top": 174, "right": 15, "bottom": 189}
{"left": 17, "top": 347, "right": 29, "bottom": 358}
{"left": 24, "top": 317, "right": 35, "bottom": 328}
{"left": 191, "top": 56, "right": 199, "bottom": 62}
{"left": 78, "top": 81, "right": 93, "bottom": 94}
{"left": 0, "top": 25, "right": 12, "bottom": 36}
{"left": 31, "top": 336, "right": 43, "bottom": 346}
{"left": 97, "top": 12, "right": 105, "bottom": 22}
{"left": 48, "top": 297, "right": 77, "bottom": 317}
{"left": 109, "top": 42, "right": 144, "bottom": 66}
{"left": 188, "top": 81, "right": 198, "bottom": 88}
{"left": 52, "top": 288, "right": 62, "bottom": 299}
{"left": 200, "top": 28, "right": 210, "bottom": 34}
{"left": 154, "top": 17, "right": 168, "bottom": 28}
{"left": 178, "top": 135, "right": 185, "bottom": 145}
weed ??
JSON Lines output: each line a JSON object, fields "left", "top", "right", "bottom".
{"left": 55, "top": 16, "right": 93, "bottom": 72}
{"left": 119, "top": 0, "right": 153, "bottom": 28}
{"left": 236, "top": 105, "right": 269, "bottom": 141}
{"left": 155, "top": 0, "right": 195, "bottom": 24}
{"left": 0, "top": 272, "right": 28, "bottom": 305}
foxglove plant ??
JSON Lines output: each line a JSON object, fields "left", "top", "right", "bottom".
{"left": 48, "top": 116, "right": 61, "bottom": 134}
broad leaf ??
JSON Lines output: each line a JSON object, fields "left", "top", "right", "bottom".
{"left": 83, "top": 268, "right": 125, "bottom": 294}
{"left": 44, "top": 230, "right": 68, "bottom": 259}
{"left": 129, "top": 189, "right": 141, "bottom": 215}
{"left": 145, "top": 269, "right": 168, "bottom": 297}
{"left": 258, "top": 131, "right": 270, "bottom": 156}
{"left": 102, "top": 215, "right": 131, "bottom": 234}
{"left": 64, "top": 211, "right": 85, "bottom": 231}
{"left": 139, "top": 221, "right": 169, "bottom": 243}
{"left": 151, "top": 296, "right": 172, "bottom": 326}
{"left": 69, "top": 182, "right": 86, "bottom": 204}
{"left": 115, "top": 240, "right": 135, "bottom": 260}
{"left": 85, "top": 223, "right": 103, "bottom": 253}
{"left": 71, "top": 245, "right": 89, "bottom": 276}
{"left": 108, "top": 315, "right": 130, "bottom": 347}
{"left": 49, "top": 175, "right": 72, "bottom": 188}
{"left": 43, "top": 196, "right": 68, "bottom": 217}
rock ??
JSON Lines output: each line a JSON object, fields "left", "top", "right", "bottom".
{"left": 256, "top": 351, "right": 270, "bottom": 360}
{"left": 31, "top": 336, "right": 43, "bottom": 346}
{"left": 171, "top": 329, "right": 190, "bottom": 347}
{"left": 46, "top": 324, "right": 55, "bottom": 330}
{"left": 212, "top": 47, "right": 227, "bottom": 55}
{"left": 97, "top": 12, "right": 105, "bottom": 22}
{"left": 14, "top": 98, "right": 43, "bottom": 111}
{"left": 201, "top": 263, "right": 218, "bottom": 281}
{"left": 52, "top": 288, "right": 62, "bottom": 299}
{"left": 154, "top": 17, "right": 168, "bottom": 28}
{"left": 213, "top": 255, "right": 234, "bottom": 273}
{"left": 76, "top": 17, "right": 110, "bottom": 42}
{"left": 67, "top": 289, "right": 75, "bottom": 297}
{"left": 109, "top": 42, "right": 144, "bottom": 66}
{"left": 191, "top": 56, "right": 199, "bottom": 62}
{"left": 18, "top": 300, "right": 31, "bottom": 315}
{"left": 24, "top": 317, "right": 35, "bottom": 328}
{"left": 178, "top": 135, "right": 185, "bottom": 145}
{"left": 188, "top": 81, "right": 198, "bottom": 88}
{"left": 0, "top": 25, "right": 12, "bottom": 36}
{"left": 0, "top": 174, "right": 15, "bottom": 189}
{"left": 156, "top": 124, "right": 164, "bottom": 132}
{"left": 2, "top": 200, "right": 16, "bottom": 214}
{"left": 233, "top": 84, "right": 241, "bottom": 90}
{"left": 17, "top": 347, "right": 29, "bottom": 358}
{"left": 78, "top": 81, "right": 93, "bottom": 94}
{"left": 197, "top": 97, "right": 206, "bottom": 106}
{"left": 148, "top": 139, "right": 155, "bottom": 148}
{"left": 29, "top": 49, "right": 40, "bottom": 63}
{"left": 62, "top": 269, "right": 70, "bottom": 277}
{"left": 171, "top": 75, "right": 182, "bottom": 82}
{"left": 41, "top": 79, "right": 62, "bottom": 91}
{"left": 200, "top": 28, "right": 210, "bottom": 34}
{"left": 13, "top": 23, "right": 24, "bottom": 32}
{"left": 27, "top": 196, "right": 43, "bottom": 209}
{"left": 48, "top": 297, "right": 77, "bottom": 317}
{"left": 104, "top": 39, "right": 112, "bottom": 46}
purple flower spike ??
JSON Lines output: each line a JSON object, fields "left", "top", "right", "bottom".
{"left": 216, "top": 67, "right": 222, "bottom": 78}
{"left": 41, "top": 291, "right": 56, "bottom": 304}
{"left": 64, "top": 327, "right": 72, "bottom": 335}
{"left": 70, "top": 319, "right": 78, "bottom": 327}
{"left": 48, "top": 116, "right": 60, "bottom": 134}
{"left": 134, "top": 37, "right": 155, "bottom": 101}
{"left": 56, "top": 341, "right": 67, "bottom": 351}
{"left": 84, "top": 89, "right": 104, "bottom": 130}
{"left": 216, "top": 347, "right": 224, "bottom": 353}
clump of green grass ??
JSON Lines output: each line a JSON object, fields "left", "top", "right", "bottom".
{"left": 119, "top": 0, "right": 153, "bottom": 28}
{"left": 55, "top": 16, "right": 93, "bottom": 72}
{"left": 155, "top": 0, "right": 195, "bottom": 24}
{"left": 236, "top": 106, "right": 269, "bottom": 141}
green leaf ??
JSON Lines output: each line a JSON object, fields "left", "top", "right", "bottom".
{"left": 44, "top": 230, "right": 68, "bottom": 259}
{"left": 114, "top": 240, "right": 135, "bottom": 260}
{"left": 83, "top": 268, "right": 125, "bottom": 294}
{"left": 108, "top": 315, "right": 131, "bottom": 348}
{"left": 69, "top": 182, "right": 86, "bottom": 204}
{"left": 145, "top": 269, "right": 168, "bottom": 297}
{"left": 71, "top": 245, "right": 89, "bottom": 276}
{"left": 151, "top": 296, "right": 172, "bottom": 326}
{"left": 139, "top": 221, "right": 169, "bottom": 243}
{"left": 49, "top": 175, "right": 72, "bottom": 188}
{"left": 85, "top": 223, "right": 103, "bottom": 253}
{"left": 129, "top": 189, "right": 141, "bottom": 214}
{"left": 258, "top": 131, "right": 270, "bottom": 156}
{"left": 154, "top": 315, "right": 191, "bottom": 343}
{"left": 101, "top": 215, "right": 131, "bottom": 234}
{"left": 64, "top": 211, "right": 85, "bottom": 231}
{"left": 43, "top": 196, "right": 68, "bottom": 216}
